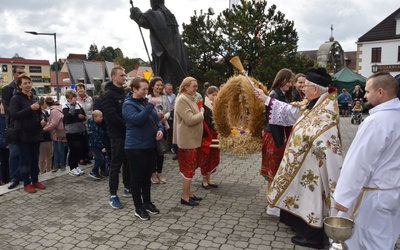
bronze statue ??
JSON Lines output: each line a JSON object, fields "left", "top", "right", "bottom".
{"left": 130, "top": 0, "right": 192, "bottom": 90}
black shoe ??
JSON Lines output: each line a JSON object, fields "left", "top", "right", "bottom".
{"left": 190, "top": 195, "right": 203, "bottom": 201}
{"left": 180, "top": 198, "right": 199, "bottom": 206}
{"left": 135, "top": 207, "right": 150, "bottom": 220}
{"left": 79, "top": 161, "right": 87, "bottom": 166}
{"left": 8, "top": 181, "right": 19, "bottom": 190}
{"left": 144, "top": 202, "right": 160, "bottom": 215}
{"left": 172, "top": 154, "right": 178, "bottom": 160}
{"left": 208, "top": 183, "right": 219, "bottom": 188}
{"left": 291, "top": 235, "right": 324, "bottom": 249}
{"left": 99, "top": 170, "right": 108, "bottom": 177}
{"left": 202, "top": 183, "right": 211, "bottom": 190}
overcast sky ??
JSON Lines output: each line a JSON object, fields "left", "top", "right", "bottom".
{"left": 0, "top": 0, "right": 399, "bottom": 63}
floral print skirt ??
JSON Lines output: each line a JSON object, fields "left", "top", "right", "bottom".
{"left": 260, "top": 131, "right": 286, "bottom": 183}
{"left": 178, "top": 147, "right": 205, "bottom": 179}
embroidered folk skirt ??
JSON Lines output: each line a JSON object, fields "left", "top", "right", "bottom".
{"left": 260, "top": 131, "right": 286, "bottom": 183}
{"left": 178, "top": 147, "right": 205, "bottom": 179}
{"left": 199, "top": 130, "right": 220, "bottom": 176}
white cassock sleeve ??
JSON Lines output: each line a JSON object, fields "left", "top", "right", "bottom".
{"left": 264, "top": 97, "right": 299, "bottom": 126}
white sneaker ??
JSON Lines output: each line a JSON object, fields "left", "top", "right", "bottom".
{"left": 69, "top": 168, "right": 80, "bottom": 176}
{"left": 266, "top": 206, "right": 280, "bottom": 217}
{"left": 76, "top": 167, "right": 85, "bottom": 176}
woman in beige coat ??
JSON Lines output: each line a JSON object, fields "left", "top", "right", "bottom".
{"left": 173, "top": 77, "right": 205, "bottom": 206}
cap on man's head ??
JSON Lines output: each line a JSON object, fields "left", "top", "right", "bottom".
{"left": 306, "top": 68, "right": 331, "bottom": 87}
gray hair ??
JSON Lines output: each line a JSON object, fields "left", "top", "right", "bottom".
{"left": 309, "top": 81, "right": 328, "bottom": 93}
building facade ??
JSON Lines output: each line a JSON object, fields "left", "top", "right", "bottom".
{"left": 0, "top": 57, "right": 51, "bottom": 94}
{"left": 357, "top": 7, "right": 400, "bottom": 78}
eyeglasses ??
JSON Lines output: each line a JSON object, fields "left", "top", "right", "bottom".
{"left": 303, "top": 84, "right": 316, "bottom": 88}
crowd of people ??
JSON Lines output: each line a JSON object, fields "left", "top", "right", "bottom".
{"left": 337, "top": 84, "right": 367, "bottom": 118}
{"left": 0, "top": 65, "right": 221, "bottom": 219}
{"left": 1, "top": 64, "right": 400, "bottom": 249}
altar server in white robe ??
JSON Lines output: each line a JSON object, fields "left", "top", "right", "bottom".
{"left": 334, "top": 71, "right": 400, "bottom": 250}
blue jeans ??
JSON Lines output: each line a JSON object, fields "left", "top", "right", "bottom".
{"left": 53, "top": 141, "right": 66, "bottom": 168}
{"left": 90, "top": 146, "right": 105, "bottom": 174}
{"left": 8, "top": 143, "right": 20, "bottom": 182}
{"left": 18, "top": 142, "right": 40, "bottom": 186}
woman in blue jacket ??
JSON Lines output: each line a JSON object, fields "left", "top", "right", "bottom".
{"left": 122, "top": 76, "right": 164, "bottom": 221}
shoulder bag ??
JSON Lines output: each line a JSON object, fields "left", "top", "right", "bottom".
{"left": 54, "top": 109, "right": 67, "bottom": 140}
{"left": 149, "top": 111, "right": 169, "bottom": 156}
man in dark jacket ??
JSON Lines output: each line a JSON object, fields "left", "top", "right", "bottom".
{"left": 1, "top": 66, "right": 27, "bottom": 189}
{"left": 100, "top": 66, "right": 130, "bottom": 209}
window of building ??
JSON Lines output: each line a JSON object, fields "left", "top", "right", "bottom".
{"left": 2, "top": 65, "right": 8, "bottom": 72}
{"left": 29, "top": 66, "right": 42, "bottom": 73}
{"left": 371, "top": 47, "right": 381, "bottom": 63}
{"left": 31, "top": 75, "right": 43, "bottom": 82}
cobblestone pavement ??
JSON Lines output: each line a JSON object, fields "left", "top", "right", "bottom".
{"left": 1, "top": 115, "right": 399, "bottom": 250}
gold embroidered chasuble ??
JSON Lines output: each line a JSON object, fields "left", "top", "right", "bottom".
{"left": 267, "top": 88, "right": 343, "bottom": 228}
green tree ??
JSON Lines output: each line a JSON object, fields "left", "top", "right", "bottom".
{"left": 183, "top": 9, "right": 228, "bottom": 85}
{"left": 114, "top": 56, "right": 141, "bottom": 73}
{"left": 86, "top": 44, "right": 145, "bottom": 74}
{"left": 12, "top": 53, "right": 24, "bottom": 58}
{"left": 88, "top": 43, "right": 99, "bottom": 60}
{"left": 182, "top": 0, "right": 315, "bottom": 87}
{"left": 95, "top": 46, "right": 124, "bottom": 62}
{"left": 50, "top": 61, "right": 62, "bottom": 72}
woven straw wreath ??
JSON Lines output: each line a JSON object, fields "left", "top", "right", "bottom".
{"left": 213, "top": 75, "right": 267, "bottom": 155}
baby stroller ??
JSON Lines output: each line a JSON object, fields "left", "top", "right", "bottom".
{"left": 351, "top": 109, "right": 363, "bottom": 124}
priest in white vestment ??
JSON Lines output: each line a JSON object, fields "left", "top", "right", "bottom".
{"left": 255, "top": 68, "right": 343, "bottom": 249}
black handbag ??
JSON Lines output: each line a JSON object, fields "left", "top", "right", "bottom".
{"left": 149, "top": 113, "right": 168, "bottom": 156}
{"left": 43, "top": 131, "right": 52, "bottom": 141}
{"left": 5, "top": 127, "right": 19, "bottom": 144}
{"left": 156, "top": 137, "right": 169, "bottom": 156}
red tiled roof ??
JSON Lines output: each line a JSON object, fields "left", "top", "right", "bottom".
{"left": 67, "top": 54, "right": 87, "bottom": 60}
{"left": 0, "top": 57, "right": 50, "bottom": 65}
{"left": 344, "top": 51, "right": 357, "bottom": 70}
{"left": 297, "top": 50, "right": 318, "bottom": 60}
{"left": 50, "top": 71, "right": 70, "bottom": 87}
{"left": 358, "top": 7, "right": 400, "bottom": 42}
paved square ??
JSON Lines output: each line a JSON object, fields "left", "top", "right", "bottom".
{"left": 1, "top": 116, "right": 399, "bottom": 249}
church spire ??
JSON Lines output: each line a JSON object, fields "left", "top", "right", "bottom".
{"left": 329, "top": 24, "right": 334, "bottom": 41}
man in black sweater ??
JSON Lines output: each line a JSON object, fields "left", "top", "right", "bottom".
{"left": 1, "top": 66, "right": 27, "bottom": 189}
{"left": 100, "top": 66, "right": 130, "bottom": 209}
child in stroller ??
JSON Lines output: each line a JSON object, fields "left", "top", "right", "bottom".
{"left": 351, "top": 100, "right": 363, "bottom": 124}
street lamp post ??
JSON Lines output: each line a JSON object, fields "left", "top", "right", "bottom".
{"left": 25, "top": 31, "right": 60, "bottom": 100}
{"left": 371, "top": 64, "right": 379, "bottom": 73}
